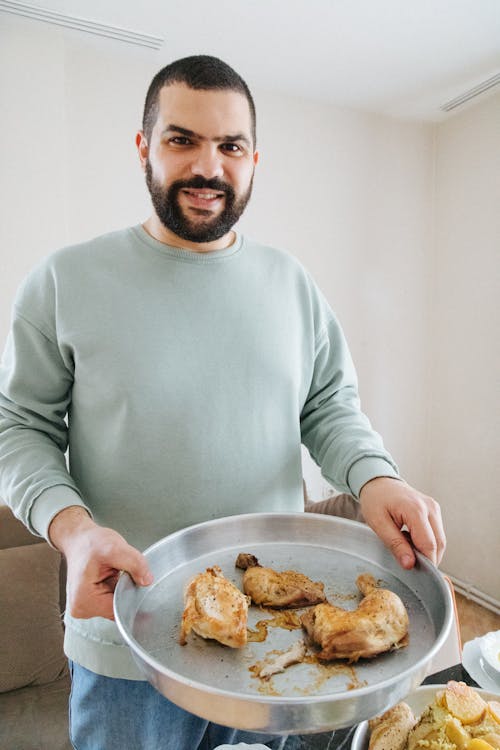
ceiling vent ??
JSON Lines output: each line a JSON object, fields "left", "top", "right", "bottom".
{"left": 0, "top": 0, "right": 163, "bottom": 49}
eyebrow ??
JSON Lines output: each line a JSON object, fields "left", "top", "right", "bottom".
{"left": 163, "top": 124, "right": 252, "bottom": 148}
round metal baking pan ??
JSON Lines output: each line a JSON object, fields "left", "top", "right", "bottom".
{"left": 114, "top": 512, "right": 453, "bottom": 734}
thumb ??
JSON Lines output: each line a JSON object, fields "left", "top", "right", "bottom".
{"left": 371, "top": 522, "right": 416, "bottom": 570}
{"left": 115, "top": 545, "right": 154, "bottom": 587}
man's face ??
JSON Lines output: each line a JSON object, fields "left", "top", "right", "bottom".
{"left": 140, "top": 84, "right": 258, "bottom": 246}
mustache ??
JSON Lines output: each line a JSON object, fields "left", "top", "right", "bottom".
{"left": 169, "top": 176, "right": 235, "bottom": 196}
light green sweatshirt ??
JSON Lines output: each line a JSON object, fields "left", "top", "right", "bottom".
{"left": 0, "top": 225, "right": 398, "bottom": 678}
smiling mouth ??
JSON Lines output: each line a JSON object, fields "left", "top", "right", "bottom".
{"left": 181, "top": 189, "right": 225, "bottom": 208}
{"left": 184, "top": 190, "right": 224, "bottom": 199}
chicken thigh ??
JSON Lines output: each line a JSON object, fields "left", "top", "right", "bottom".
{"left": 179, "top": 566, "right": 249, "bottom": 648}
{"left": 300, "top": 572, "right": 409, "bottom": 661}
{"left": 235, "top": 553, "right": 326, "bottom": 608}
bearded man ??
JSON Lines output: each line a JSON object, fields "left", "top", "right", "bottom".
{"left": 0, "top": 55, "right": 445, "bottom": 750}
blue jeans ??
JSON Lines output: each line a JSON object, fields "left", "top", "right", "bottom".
{"left": 69, "top": 661, "right": 300, "bottom": 750}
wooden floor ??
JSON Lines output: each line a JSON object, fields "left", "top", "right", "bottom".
{"left": 455, "top": 592, "right": 500, "bottom": 645}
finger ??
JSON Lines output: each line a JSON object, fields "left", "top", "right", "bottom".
{"left": 411, "top": 495, "right": 447, "bottom": 566}
{"left": 367, "top": 513, "right": 417, "bottom": 569}
{"left": 405, "top": 512, "right": 439, "bottom": 565}
{"left": 386, "top": 530, "right": 417, "bottom": 569}
{"left": 109, "top": 544, "right": 154, "bottom": 587}
{"left": 427, "top": 502, "right": 446, "bottom": 564}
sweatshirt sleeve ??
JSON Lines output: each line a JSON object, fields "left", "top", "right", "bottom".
{"left": 0, "top": 302, "right": 88, "bottom": 539}
{"left": 300, "top": 312, "right": 399, "bottom": 498}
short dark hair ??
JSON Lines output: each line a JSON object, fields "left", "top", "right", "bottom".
{"left": 142, "top": 55, "right": 256, "bottom": 146}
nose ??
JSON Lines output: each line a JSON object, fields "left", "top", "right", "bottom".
{"left": 190, "top": 143, "right": 224, "bottom": 179}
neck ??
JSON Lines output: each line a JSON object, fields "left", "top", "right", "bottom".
{"left": 142, "top": 215, "right": 235, "bottom": 253}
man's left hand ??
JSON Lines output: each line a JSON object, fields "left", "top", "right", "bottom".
{"left": 358, "top": 477, "right": 446, "bottom": 569}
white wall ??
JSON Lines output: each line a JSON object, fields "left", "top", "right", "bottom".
{"left": 0, "top": 18, "right": 67, "bottom": 329}
{"left": 239, "top": 93, "right": 434, "bottom": 495}
{"left": 1, "top": 16, "right": 498, "bottom": 599}
{"left": 0, "top": 14, "right": 155, "bottom": 343}
{"left": 429, "top": 93, "right": 500, "bottom": 601}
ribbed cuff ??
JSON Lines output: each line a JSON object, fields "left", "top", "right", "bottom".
{"left": 29, "top": 485, "right": 92, "bottom": 542}
{"left": 347, "top": 457, "right": 400, "bottom": 498}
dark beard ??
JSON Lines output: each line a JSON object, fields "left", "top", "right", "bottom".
{"left": 145, "top": 163, "right": 253, "bottom": 243}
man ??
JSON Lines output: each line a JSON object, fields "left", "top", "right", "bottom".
{"left": 0, "top": 55, "right": 445, "bottom": 749}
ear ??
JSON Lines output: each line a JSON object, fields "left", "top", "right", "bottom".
{"left": 136, "top": 131, "right": 149, "bottom": 171}
{"left": 253, "top": 151, "right": 259, "bottom": 166}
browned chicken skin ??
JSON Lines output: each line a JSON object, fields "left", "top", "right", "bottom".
{"left": 300, "top": 573, "right": 409, "bottom": 661}
{"left": 235, "top": 553, "right": 326, "bottom": 609}
{"left": 179, "top": 566, "right": 249, "bottom": 648}
{"left": 368, "top": 702, "right": 417, "bottom": 750}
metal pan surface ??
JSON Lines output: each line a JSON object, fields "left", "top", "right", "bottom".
{"left": 114, "top": 512, "right": 453, "bottom": 734}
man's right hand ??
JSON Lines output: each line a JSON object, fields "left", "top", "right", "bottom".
{"left": 48, "top": 506, "right": 153, "bottom": 620}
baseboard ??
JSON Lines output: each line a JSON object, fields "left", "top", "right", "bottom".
{"left": 444, "top": 572, "right": 500, "bottom": 616}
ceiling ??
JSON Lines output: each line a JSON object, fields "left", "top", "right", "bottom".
{"left": 3, "top": 0, "right": 500, "bottom": 120}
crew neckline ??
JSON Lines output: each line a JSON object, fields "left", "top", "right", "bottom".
{"left": 131, "top": 224, "right": 243, "bottom": 263}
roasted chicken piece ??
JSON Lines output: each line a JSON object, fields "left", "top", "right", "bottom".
{"left": 179, "top": 566, "right": 249, "bottom": 648}
{"left": 368, "top": 702, "right": 417, "bottom": 750}
{"left": 300, "top": 573, "right": 409, "bottom": 661}
{"left": 235, "top": 553, "right": 326, "bottom": 609}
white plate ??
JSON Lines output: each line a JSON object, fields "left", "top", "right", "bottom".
{"left": 463, "top": 636, "right": 500, "bottom": 692}
{"left": 480, "top": 631, "right": 500, "bottom": 677}
{"left": 351, "top": 684, "right": 500, "bottom": 750}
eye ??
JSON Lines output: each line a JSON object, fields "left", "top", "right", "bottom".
{"left": 220, "top": 143, "right": 244, "bottom": 154}
{"left": 169, "top": 136, "right": 192, "bottom": 146}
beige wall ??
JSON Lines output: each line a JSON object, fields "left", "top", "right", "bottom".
{"left": 1, "top": 15, "right": 498, "bottom": 600}
{"left": 240, "top": 93, "right": 435, "bottom": 494}
{"left": 0, "top": 14, "right": 153, "bottom": 329}
{"left": 428, "top": 93, "right": 500, "bottom": 601}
